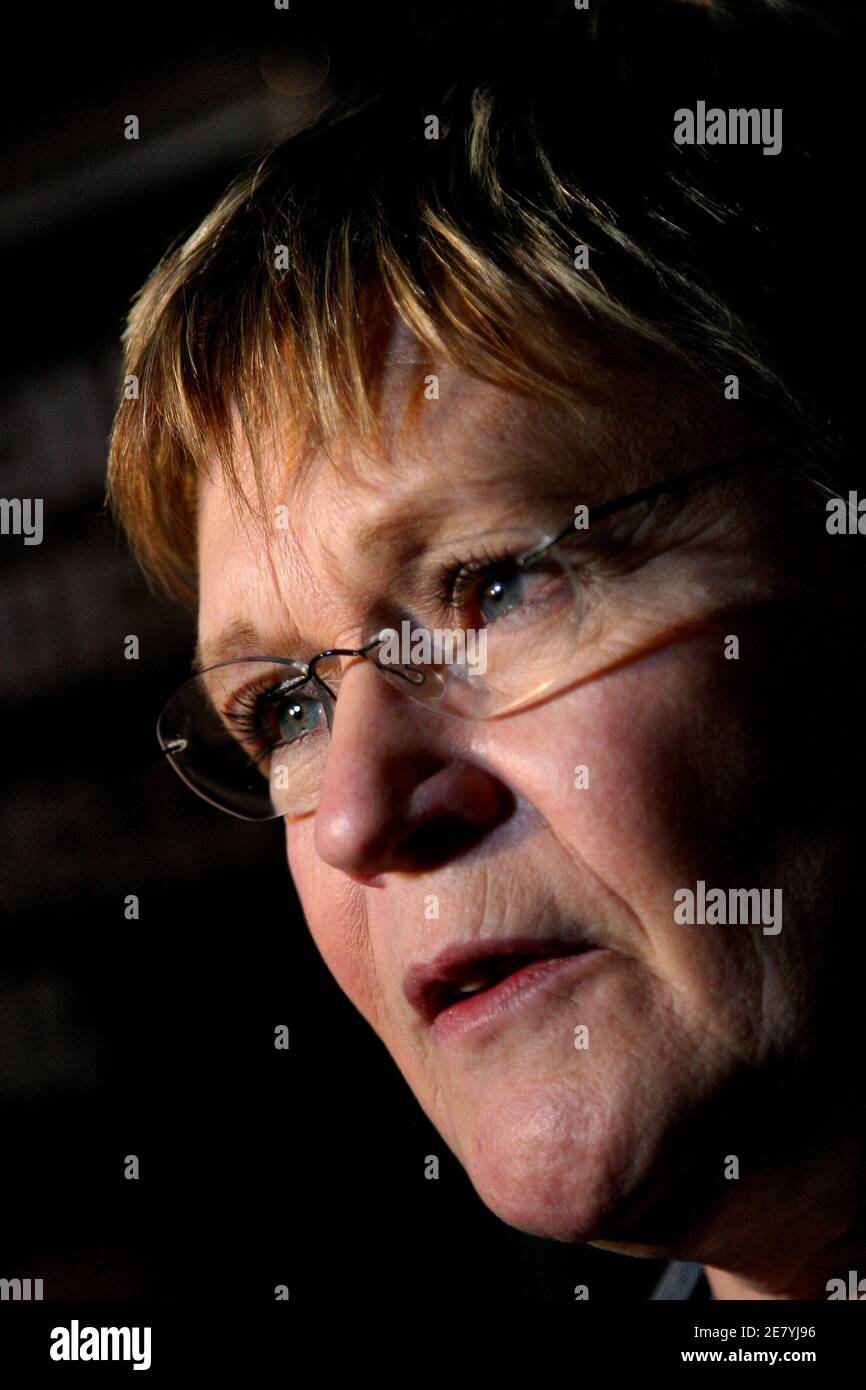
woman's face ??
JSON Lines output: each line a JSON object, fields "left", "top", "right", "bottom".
{"left": 196, "top": 350, "right": 863, "bottom": 1254}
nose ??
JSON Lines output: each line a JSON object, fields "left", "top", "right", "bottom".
{"left": 313, "top": 658, "right": 512, "bottom": 877}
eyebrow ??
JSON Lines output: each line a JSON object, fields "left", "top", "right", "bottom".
{"left": 194, "top": 616, "right": 302, "bottom": 673}
{"left": 351, "top": 495, "right": 451, "bottom": 562}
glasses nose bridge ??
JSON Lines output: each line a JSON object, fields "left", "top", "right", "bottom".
{"left": 308, "top": 628, "right": 395, "bottom": 685}
{"left": 305, "top": 641, "right": 386, "bottom": 731}
{"left": 307, "top": 640, "right": 377, "bottom": 687}
{"left": 313, "top": 634, "right": 439, "bottom": 740}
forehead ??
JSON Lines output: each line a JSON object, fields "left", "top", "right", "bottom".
{"left": 195, "top": 346, "right": 726, "bottom": 659}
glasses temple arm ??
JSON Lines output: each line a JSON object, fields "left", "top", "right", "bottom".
{"left": 521, "top": 429, "right": 835, "bottom": 565}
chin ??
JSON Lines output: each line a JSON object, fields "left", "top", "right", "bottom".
{"left": 457, "top": 1078, "right": 628, "bottom": 1242}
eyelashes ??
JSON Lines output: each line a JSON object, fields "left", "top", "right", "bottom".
{"left": 428, "top": 544, "right": 522, "bottom": 616}
{"left": 222, "top": 675, "right": 311, "bottom": 761}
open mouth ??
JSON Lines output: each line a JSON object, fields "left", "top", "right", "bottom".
{"left": 431, "top": 953, "right": 574, "bottom": 1013}
{"left": 404, "top": 941, "right": 601, "bottom": 1027}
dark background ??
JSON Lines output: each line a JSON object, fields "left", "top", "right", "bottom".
{"left": 0, "top": 1, "right": 670, "bottom": 1301}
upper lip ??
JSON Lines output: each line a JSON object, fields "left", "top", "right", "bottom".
{"left": 403, "top": 934, "right": 599, "bottom": 1024}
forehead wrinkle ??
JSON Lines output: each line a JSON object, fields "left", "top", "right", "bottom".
{"left": 273, "top": 443, "right": 434, "bottom": 600}
{"left": 347, "top": 447, "right": 566, "bottom": 561}
{"left": 262, "top": 492, "right": 387, "bottom": 651}
{"left": 269, "top": 360, "right": 609, "bottom": 562}
{"left": 259, "top": 521, "right": 337, "bottom": 650}
{"left": 197, "top": 547, "right": 308, "bottom": 670}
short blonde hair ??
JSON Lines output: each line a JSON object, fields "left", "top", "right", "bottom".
{"left": 107, "top": 1, "right": 830, "bottom": 599}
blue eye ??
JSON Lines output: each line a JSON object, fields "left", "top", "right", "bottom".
{"left": 479, "top": 571, "right": 525, "bottom": 622}
{"left": 277, "top": 695, "right": 326, "bottom": 741}
{"left": 225, "top": 680, "right": 326, "bottom": 761}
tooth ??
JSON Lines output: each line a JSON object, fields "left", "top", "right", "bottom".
{"left": 456, "top": 979, "right": 488, "bottom": 994}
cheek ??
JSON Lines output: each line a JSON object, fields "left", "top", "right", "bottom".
{"left": 482, "top": 636, "right": 801, "bottom": 1043}
{"left": 498, "top": 636, "right": 747, "bottom": 891}
{"left": 284, "top": 824, "right": 382, "bottom": 1026}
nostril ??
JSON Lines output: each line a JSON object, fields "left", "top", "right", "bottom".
{"left": 398, "top": 816, "right": 487, "bottom": 870}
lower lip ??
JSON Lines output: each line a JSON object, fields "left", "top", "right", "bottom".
{"left": 430, "top": 949, "right": 611, "bottom": 1045}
